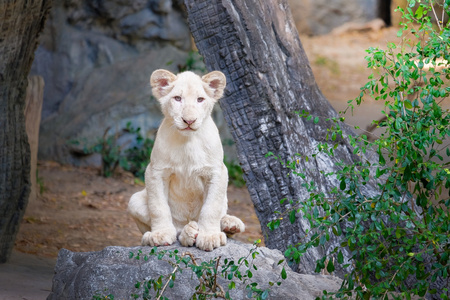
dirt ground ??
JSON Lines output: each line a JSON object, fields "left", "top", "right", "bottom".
{"left": 14, "top": 26, "right": 403, "bottom": 259}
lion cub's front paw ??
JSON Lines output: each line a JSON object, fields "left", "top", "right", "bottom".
{"left": 141, "top": 229, "right": 177, "bottom": 247}
{"left": 195, "top": 231, "right": 226, "bottom": 251}
{"left": 221, "top": 215, "right": 245, "bottom": 235}
{"left": 179, "top": 221, "right": 199, "bottom": 247}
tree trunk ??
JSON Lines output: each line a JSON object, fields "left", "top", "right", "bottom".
{"left": 0, "top": 0, "right": 51, "bottom": 263}
{"left": 185, "top": 0, "right": 376, "bottom": 275}
{"left": 25, "top": 76, "right": 45, "bottom": 207}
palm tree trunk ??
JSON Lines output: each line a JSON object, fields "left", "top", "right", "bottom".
{"left": 0, "top": 0, "right": 51, "bottom": 263}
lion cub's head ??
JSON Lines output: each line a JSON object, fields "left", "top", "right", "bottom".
{"left": 150, "top": 69, "right": 226, "bottom": 134}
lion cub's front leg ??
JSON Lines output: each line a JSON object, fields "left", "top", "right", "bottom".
{"left": 194, "top": 165, "right": 229, "bottom": 251}
{"left": 141, "top": 167, "right": 177, "bottom": 247}
{"left": 179, "top": 221, "right": 199, "bottom": 247}
{"left": 142, "top": 229, "right": 177, "bottom": 246}
{"left": 195, "top": 230, "right": 227, "bottom": 251}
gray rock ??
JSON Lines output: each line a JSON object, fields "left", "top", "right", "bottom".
{"left": 288, "top": 0, "right": 378, "bottom": 35}
{"left": 47, "top": 240, "right": 342, "bottom": 300}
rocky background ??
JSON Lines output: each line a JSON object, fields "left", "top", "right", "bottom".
{"left": 289, "top": 0, "right": 378, "bottom": 35}
{"left": 31, "top": 0, "right": 394, "bottom": 165}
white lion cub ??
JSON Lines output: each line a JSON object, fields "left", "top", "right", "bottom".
{"left": 128, "top": 69, "right": 245, "bottom": 251}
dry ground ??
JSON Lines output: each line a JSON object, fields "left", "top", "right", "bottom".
{"left": 15, "top": 26, "right": 406, "bottom": 258}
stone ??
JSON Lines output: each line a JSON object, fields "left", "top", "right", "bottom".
{"left": 330, "top": 18, "right": 386, "bottom": 35}
{"left": 287, "top": 0, "right": 378, "bottom": 35}
{"left": 47, "top": 240, "right": 342, "bottom": 299}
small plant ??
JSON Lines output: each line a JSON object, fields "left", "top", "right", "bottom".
{"left": 267, "top": 1, "right": 450, "bottom": 299}
{"left": 95, "top": 241, "right": 285, "bottom": 300}
{"left": 78, "top": 123, "right": 154, "bottom": 179}
{"left": 36, "top": 169, "right": 45, "bottom": 194}
{"left": 130, "top": 245, "right": 265, "bottom": 300}
{"left": 122, "top": 123, "right": 155, "bottom": 181}
{"left": 224, "top": 158, "right": 246, "bottom": 188}
{"left": 92, "top": 290, "right": 114, "bottom": 300}
{"left": 81, "top": 127, "right": 125, "bottom": 178}
{"left": 177, "top": 51, "right": 207, "bottom": 73}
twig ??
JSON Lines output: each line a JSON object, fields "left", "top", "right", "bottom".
{"left": 430, "top": 0, "right": 443, "bottom": 31}
{"left": 212, "top": 256, "right": 221, "bottom": 292}
{"left": 156, "top": 265, "right": 179, "bottom": 300}
{"left": 182, "top": 251, "right": 226, "bottom": 298}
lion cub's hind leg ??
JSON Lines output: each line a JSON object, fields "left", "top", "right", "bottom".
{"left": 128, "top": 189, "right": 152, "bottom": 234}
{"left": 179, "top": 221, "right": 199, "bottom": 247}
{"left": 221, "top": 215, "right": 246, "bottom": 235}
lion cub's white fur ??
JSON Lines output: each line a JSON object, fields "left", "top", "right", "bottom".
{"left": 128, "top": 69, "right": 245, "bottom": 251}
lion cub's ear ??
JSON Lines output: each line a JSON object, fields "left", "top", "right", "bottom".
{"left": 202, "top": 71, "right": 226, "bottom": 100}
{"left": 150, "top": 69, "right": 177, "bottom": 99}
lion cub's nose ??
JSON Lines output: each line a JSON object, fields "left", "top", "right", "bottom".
{"left": 183, "top": 118, "right": 196, "bottom": 125}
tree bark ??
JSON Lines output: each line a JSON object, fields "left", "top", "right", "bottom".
{"left": 0, "top": 0, "right": 51, "bottom": 263}
{"left": 184, "top": 0, "right": 375, "bottom": 275}
{"left": 25, "top": 76, "right": 45, "bottom": 207}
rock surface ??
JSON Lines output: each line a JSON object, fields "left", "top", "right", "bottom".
{"left": 47, "top": 240, "right": 342, "bottom": 300}
{"left": 288, "top": 0, "right": 378, "bottom": 35}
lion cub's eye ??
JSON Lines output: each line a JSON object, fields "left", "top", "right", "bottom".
{"left": 197, "top": 97, "right": 205, "bottom": 103}
{"left": 174, "top": 96, "right": 182, "bottom": 102}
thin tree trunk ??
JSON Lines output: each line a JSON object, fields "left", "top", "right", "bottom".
{"left": 25, "top": 76, "right": 45, "bottom": 207}
{"left": 0, "top": 0, "right": 51, "bottom": 263}
{"left": 185, "top": 0, "right": 376, "bottom": 275}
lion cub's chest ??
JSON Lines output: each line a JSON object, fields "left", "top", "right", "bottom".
{"left": 162, "top": 139, "right": 214, "bottom": 220}
{"left": 166, "top": 165, "right": 210, "bottom": 226}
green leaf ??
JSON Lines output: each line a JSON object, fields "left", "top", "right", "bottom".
{"left": 281, "top": 267, "right": 287, "bottom": 279}
{"left": 289, "top": 209, "right": 296, "bottom": 224}
{"left": 338, "top": 251, "right": 344, "bottom": 264}
{"left": 327, "top": 260, "right": 335, "bottom": 273}
{"left": 378, "top": 150, "right": 386, "bottom": 166}
{"left": 395, "top": 228, "right": 402, "bottom": 239}
{"left": 415, "top": 5, "right": 423, "bottom": 18}
{"left": 404, "top": 100, "right": 413, "bottom": 109}
{"left": 314, "top": 116, "right": 319, "bottom": 124}
{"left": 340, "top": 180, "right": 346, "bottom": 190}
{"left": 229, "top": 281, "right": 235, "bottom": 290}
{"left": 319, "top": 234, "right": 327, "bottom": 245}
{"left": 397, "top": 28, "right": 403, "bottom": 37}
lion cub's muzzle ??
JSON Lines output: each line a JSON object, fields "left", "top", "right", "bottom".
{"left": 181, "top": 118, "right": 197, "bottom": 131}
